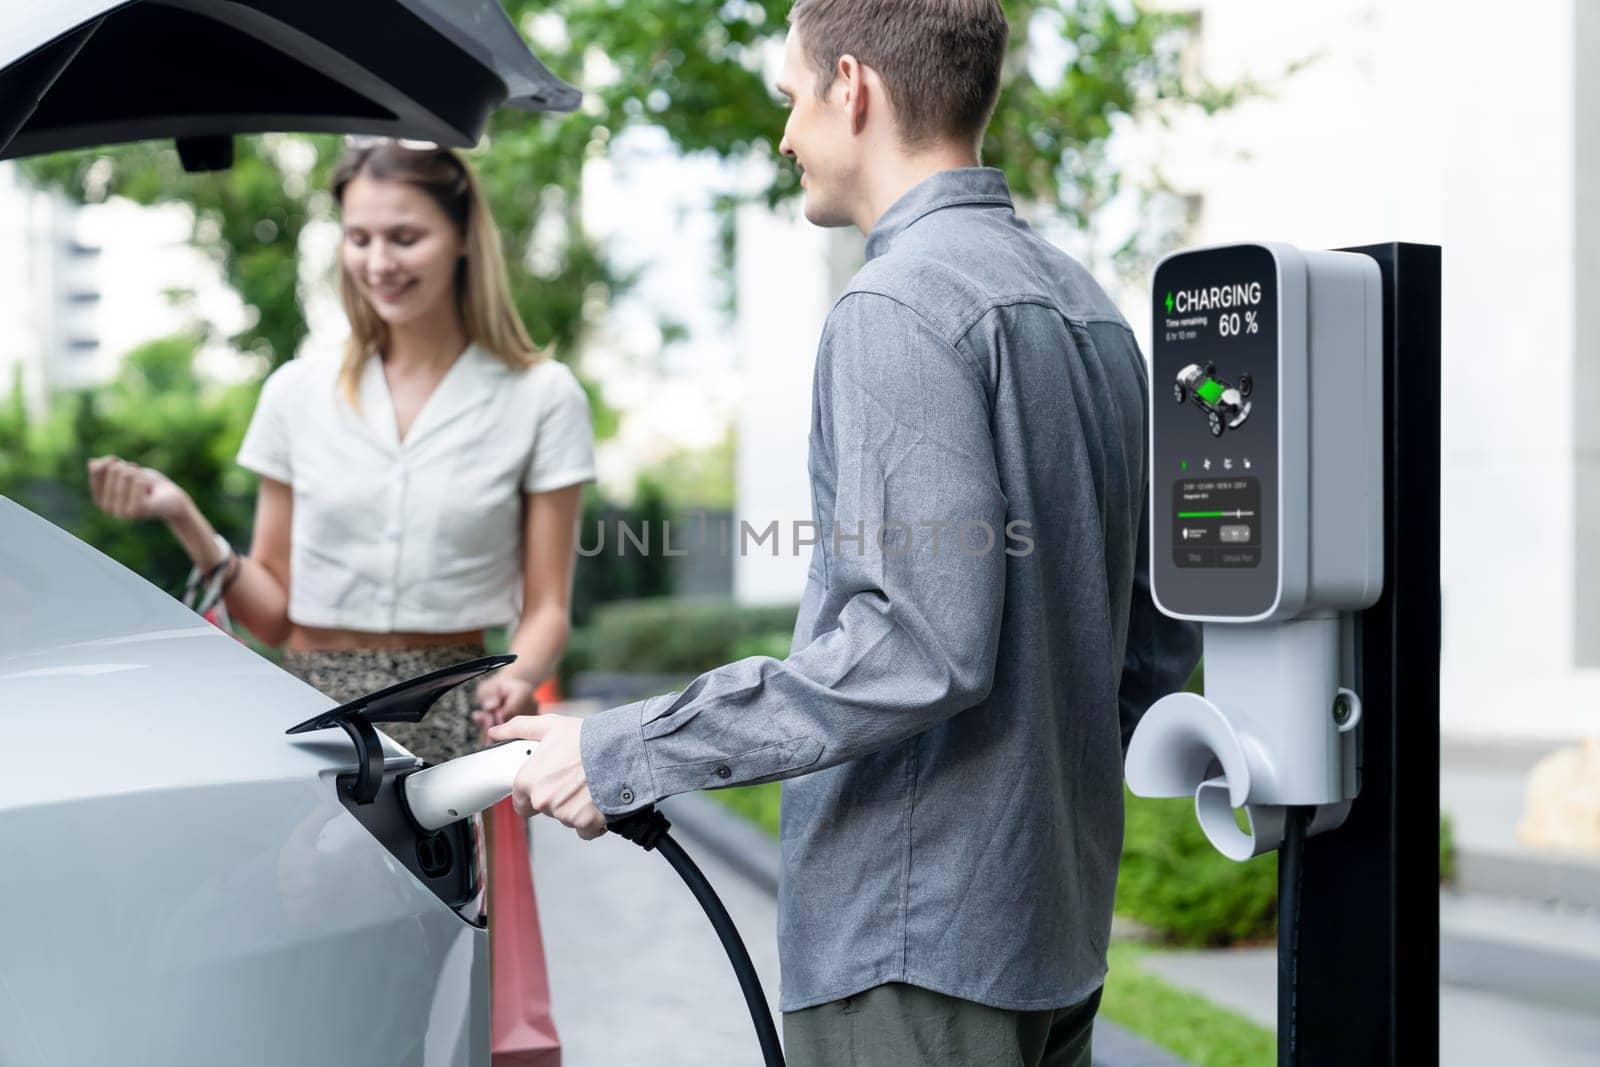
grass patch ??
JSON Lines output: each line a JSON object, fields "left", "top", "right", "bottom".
{"left": 1102, "top": 942, "right": 1274, "bottom": 1067}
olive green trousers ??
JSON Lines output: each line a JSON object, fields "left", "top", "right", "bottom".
{"left": 782, "top": 981, "right": 1103, "bottom": 1067}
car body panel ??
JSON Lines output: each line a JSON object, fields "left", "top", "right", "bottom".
{"left": 0, "top": 0, "right": 128, "bottom": 71}
{"left": 0, "top": 498, "right": 488, "bottom": 1063}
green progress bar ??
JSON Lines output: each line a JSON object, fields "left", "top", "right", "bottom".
{"left": 1178, "top": 511, "right": 1228, "bottom": 518}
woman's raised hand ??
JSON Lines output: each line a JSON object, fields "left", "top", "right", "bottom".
{"left": 473, "top": 672, "right": 539, "bottom": 740}
{"left": 87, "top": 456, "right": 191, "bottom": 522}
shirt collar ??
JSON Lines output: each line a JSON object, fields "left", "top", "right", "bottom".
{"left": 355, "top": 342, "right": 507, "bottom": 454}
{"left": 864, "top": 167, "right": 1014, "bottom": 261}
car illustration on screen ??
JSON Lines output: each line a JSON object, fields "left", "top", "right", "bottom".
{"left": 1174, "top": 362, "right": 1253, "bottom": 437}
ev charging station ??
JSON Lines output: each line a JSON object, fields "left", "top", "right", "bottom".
{"left": 1127, "top": 242, "right": 1442, "bottom": 1065}
{"left": 1129, "top": 242, "right": 1383, "bottom": 858}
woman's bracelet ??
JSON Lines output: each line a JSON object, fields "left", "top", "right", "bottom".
{"left": 218, "top": 548, "right": 242, "bottom": 596}
{"left": 183, "top": 533, "right": 240, "bottom": 613}
{"left": 211, "top": 533, "right": 242, "bottom": 595}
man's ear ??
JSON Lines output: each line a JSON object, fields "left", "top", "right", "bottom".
{"left": 836, "top": 53, "right": 869, "bottom": 134}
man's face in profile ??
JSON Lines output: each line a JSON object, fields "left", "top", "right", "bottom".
{"left": 776, "top": 27, "right": 858, "bottom": 228}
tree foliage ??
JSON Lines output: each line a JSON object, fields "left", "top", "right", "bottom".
{"left": 0, "top": 336, "right": 257, "bottom": 590}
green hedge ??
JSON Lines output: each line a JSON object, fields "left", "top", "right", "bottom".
{"left": 710, "top": 781, "right": 783, "bottom": 835}
{"left": 1104, "top": 659, "right": 1280, "bottom": 946}
{"left": 730, "top": 631, "right": 796, "bottom": 662}
{"left": 570, "top": 483, "right": 675, "bottom": 626}
{"left": 561, "top": 597, "right": 800, "bottom": 688}
{"left": 0, "top": 337, "right": 258, "bottom": 593}
{"left": 1116, "top": 789, "right": 1278, "bottom": 946}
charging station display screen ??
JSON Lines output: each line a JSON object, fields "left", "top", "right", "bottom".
{"left": 1151, "top": 244, "right": 1279, "bottom": 618}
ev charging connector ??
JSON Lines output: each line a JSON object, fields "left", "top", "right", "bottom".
{"left": 289, "top": 656, "right": 786, "bottom": 1067}
{"left": 1126, "top": 242, "right": 1383, "bottom": 859}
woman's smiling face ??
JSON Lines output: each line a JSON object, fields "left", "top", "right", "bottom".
{"left": 339, "top": 174, "right": 465, "bottom": 328}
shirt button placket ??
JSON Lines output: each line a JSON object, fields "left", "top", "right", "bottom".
{"left": 384, "top": 460, "right": 406, "bottom": 630}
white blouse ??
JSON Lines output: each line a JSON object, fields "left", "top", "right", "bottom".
{"left": 236, "top": 345, "right": 595, "bottom": 632}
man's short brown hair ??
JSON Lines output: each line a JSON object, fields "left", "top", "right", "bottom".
{"left": 789, "top": 0, "right": 1009, "bottom": 149}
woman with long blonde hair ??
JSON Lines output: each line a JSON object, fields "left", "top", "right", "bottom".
{"left": 89, "top": 140, "right": 594, "bottom": 761}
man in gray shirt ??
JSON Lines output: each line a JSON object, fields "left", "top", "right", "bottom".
{"left": 491, "top": 1, "right": 1201, "bottom": 1062}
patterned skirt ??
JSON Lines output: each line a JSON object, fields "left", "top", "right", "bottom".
{"left": 282, "top": 643, "right": 488, "bottom": 765}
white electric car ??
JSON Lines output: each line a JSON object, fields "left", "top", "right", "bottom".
{"left": 0, "top": 2, "right": 577, "bottom": 1063}
{"left": 0, "top": 498, "right": 497, "bottom": 1063}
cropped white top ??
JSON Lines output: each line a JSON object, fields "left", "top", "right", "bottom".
{"left": 236, "top": 345, "right": 595, "bottom": 632}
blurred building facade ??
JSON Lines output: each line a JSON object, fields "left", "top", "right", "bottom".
{"left": 732, "top": 0, "right": 1600, "bottom": 742}
{"left": 0, "top": 161, "right": 241, "bottom": 408}
{"left": 0, "top": 165, "right": 98, "bottom": 408}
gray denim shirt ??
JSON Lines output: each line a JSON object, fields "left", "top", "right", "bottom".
{"left": 581, "top": 167, "right": 1201, "bottom": 1013}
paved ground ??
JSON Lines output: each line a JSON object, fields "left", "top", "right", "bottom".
{"left": 531, "top": 813, "right": 782, "bottom": 1066}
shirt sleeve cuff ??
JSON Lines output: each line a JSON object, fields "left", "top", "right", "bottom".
{"left": 580, "top": 694, "right": 672, "bottom": 816}
{"left": 236, "top": 449, "right": 291, "bottom": 485}
{"left": 525, "top": 467, "right": 596, "bottom": 494}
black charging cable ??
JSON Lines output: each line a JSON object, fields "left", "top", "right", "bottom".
{"left": 1277, "top": 805, "right": 1312, "bottom": 1067}
{"left": 608, "top": 806, "right": 785, "bottom": 1067}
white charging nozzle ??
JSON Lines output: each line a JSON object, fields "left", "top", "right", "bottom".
{"left": 401, "top": 740, "right": 538, "bottom": 832}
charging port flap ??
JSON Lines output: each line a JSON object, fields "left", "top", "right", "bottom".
{"left": 284, "top": 654, "right": 515, "bottom": 804}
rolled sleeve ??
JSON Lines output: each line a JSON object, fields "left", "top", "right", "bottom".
{"left": 524, "top": 362, "right": 597, "bottom": 493}
{"left": 578, "top": 293, "right": 1006, "bottom": 808}
{"left": 236, "top": 359, "right": 301, "bottom": 483}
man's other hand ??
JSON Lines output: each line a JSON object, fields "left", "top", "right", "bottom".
{"left": 487, "top": 713, "right": 607, "bottom": 841}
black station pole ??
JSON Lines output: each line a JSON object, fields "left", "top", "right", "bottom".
{"left": 1288, "top": 243, "right": 1441, "bottom": 1065}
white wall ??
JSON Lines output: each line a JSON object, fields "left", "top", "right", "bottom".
{"left": 1576, "top": 0, "right": 1600, "bottom": 673}
{"left": 732, "top": 199, "right": 834, "bottom": 605}
{"left": 1434, "top": 0, "right": 1585, "bottom": 738}
{"left": 1154, "top": 0, "right": 1588, "bottom": 738}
